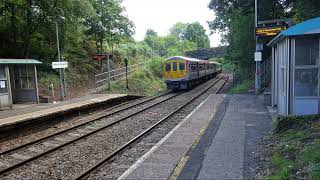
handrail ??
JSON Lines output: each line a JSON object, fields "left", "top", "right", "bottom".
{"left": 94, "top": 61, "right": 148, "bottom": 90}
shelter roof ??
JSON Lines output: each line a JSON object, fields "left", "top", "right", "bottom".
{"left": 268, "top": 17, "right": 320, "bottom": 46}
{"left": 0, "top": 59, "right": 42, "bottom": 64}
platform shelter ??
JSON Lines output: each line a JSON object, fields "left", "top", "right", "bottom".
{"left": 268, "top": 17, "right": 320, "bottom": 115}
{"left": 0, "top": 59, "right": 42, "bottom": 109}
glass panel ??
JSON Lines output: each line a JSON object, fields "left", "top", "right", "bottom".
{"left": 21, "top": 78, "right": 28, "bottom": 89}
{"left": 0, "top": 80, "right": 8, "bottom": 93}
{"left": 280, "top": 68, "right": 285, "bottom": 93}
{"left": 14, "top": 65, "right": 20, "bottom": 77}
{"left": 165, "top": 63, "right": 171, "bottom": 71}
{"left": 295, "top": 37, "right": 319, "bottom": 66}
{"left": 27, "top": 65, "right": 35, "bottom": 77}
{"left": 0, "top": 66, "right": 6, "bottom": 79}
{"left": 179, "top": 62, "right": 185, "bottom": 71}
{"left": 28, "top": 78, "right": 35, "bottom": 89}
{"left": 20, "top": 65, "right": 27, "bottom": 77}
{"left": 15, "top": 79, "right": 21, "bottom": 89}
{"left": 173, "top": 62, "right": 177, "bottom": 71}
{"left": 190, "top": 64, "right": 196, "bottom": 71}
{"left": 295, "top": 68, "right": 318, "bottom": 96}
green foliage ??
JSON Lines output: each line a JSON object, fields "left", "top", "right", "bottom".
{"left": 148, "top": 57, "right": 165, "bottom": 78}
{"left": 266, "top": 116, "right": 320, "bottom": 179}
{"left": 170, "top": 22, "right": 188, "bottom": 40}
{"left": 270, "top": 153, "right": 293, "bottom": 180}
{"left": 104, "top": 65, "right": 166, "bottom": 96}
{"left": 208, "top": 0, "right": 320, "bottom": 81}
{"left": 184, "top": 22, "right": 210, "bottom": 49}
{"left": 228, "top": 80, "right": 253, "bottom": 94}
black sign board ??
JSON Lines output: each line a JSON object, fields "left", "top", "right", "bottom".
{"left": 255, "top": 25, "right": 287, "bottom": 38}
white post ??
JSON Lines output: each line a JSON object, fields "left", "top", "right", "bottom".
{"left": 107, "top": 53, "right": 111, "bottom": 91}
{"left": 55, "top": 20, "right": 65, "bottom": 100}
{"left": 255, "top": 0, "right": 261, "bottom": 93}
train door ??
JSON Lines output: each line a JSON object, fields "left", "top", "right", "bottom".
{"left": 197, "top": 63, "right": 199, "bottom": 77}
{"left": 163, "top": 61, "right": 171, "bottom": 79}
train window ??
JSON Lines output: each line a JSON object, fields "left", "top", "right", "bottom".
{"left": 190, "top": 64, "right": 197, "bottom": 71}
{"left": 165, "top": 63, "right": 171, "bottom": 71}
{"left": 173, "top": 62, "right": 177, "bottom": 71}
{"left": 179, "top": 62, "right": 185, "bottom": 71}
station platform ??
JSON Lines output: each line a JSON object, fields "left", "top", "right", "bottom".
{"left": 119, "top": 94, "right": 273, "bottom": 180}
{"left": 0, "top": 94, "right": 129, "bottom": 130}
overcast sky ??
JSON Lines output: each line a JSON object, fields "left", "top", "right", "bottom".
{"left": 121, "top": 0, "right": 221, "bottom": 47}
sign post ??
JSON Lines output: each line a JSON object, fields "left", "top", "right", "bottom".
{"left": 255, "top": 0, "right": 260, "bottom": 94}
{"left": 124, "top": 58, "right": 129, "bottom": 89}
{"left": 52, "top": 61, "right": 68, "bottom": 100}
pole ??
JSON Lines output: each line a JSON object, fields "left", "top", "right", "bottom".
{"left": 125, "top": 58, "right": 128, "bottom": 89}
{"left": 107, "top": 53, "right": 111, "bottom": 91}
{"left": 255, "top": 0, "right": 261, "bottom": 94}
{"left": 55, "top": 20, "right": 64, "bottom": 100}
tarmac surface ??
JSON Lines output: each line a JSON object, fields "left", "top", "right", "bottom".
{"left": 119, "top": 94, "right": 273, "bottom": 180}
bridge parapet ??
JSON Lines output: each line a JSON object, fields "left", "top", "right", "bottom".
{"left": 186, "top": 46, "right": 226, "bottom": 60}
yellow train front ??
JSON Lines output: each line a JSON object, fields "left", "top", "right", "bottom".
{"left": 163, "top": 56, "right": 221, "bottom": 90}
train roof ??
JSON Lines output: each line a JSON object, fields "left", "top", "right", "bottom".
{"left": 167, "top": 56, "right": 207, "bottom": 62}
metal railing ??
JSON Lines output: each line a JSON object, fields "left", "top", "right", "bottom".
{"left": 94, "top": 62, "right": 147, "bottom": 91}
{"left": 261, "top": 56, "right": 272, "bottom": 90}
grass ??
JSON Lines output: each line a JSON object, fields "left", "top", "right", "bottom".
{"left": 228, "top": 79, "right": 253, "bottom": 94}
{"left": 265, "top": 116, "right": 320, "bottom": 179}
{"left": 102, "top": 57, "right": 166, "bottom": 96}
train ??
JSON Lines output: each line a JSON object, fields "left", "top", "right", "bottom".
{"left": 163, "top": 56, "right": 222, "bottom": 90}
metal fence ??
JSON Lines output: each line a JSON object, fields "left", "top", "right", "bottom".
{"left": 261, "top": 56, "right": 272, "bottom": 90}
{"left": 94, "top": 62, "right": 147, "bottom": 91}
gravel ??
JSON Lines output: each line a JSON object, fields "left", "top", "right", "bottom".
{"left": 0, "top": 75, "right": 228, "bottom": 179}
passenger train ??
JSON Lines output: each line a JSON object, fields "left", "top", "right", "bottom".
{"left": 163, "top": 56, "right": 221, "bottom": 90}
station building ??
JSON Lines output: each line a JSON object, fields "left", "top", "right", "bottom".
{"left": 0, "top": 59, "right": 42, "bottom": 109}
{"left": 268, "top": 17, "right": 320, "bottom": 115}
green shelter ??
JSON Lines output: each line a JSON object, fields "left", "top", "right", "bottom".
{"left": 0, "top": 59, "right": 42, "bottom": 109}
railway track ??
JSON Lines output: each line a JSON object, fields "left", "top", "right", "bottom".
{"left": 0, "top": 91, "right": 180, "bottom": 175}
{"left": 0, "top": 74, "right": 229, "bottom": 179}
{"left": 76, "top": 74, "right": 229, "bottom": 179}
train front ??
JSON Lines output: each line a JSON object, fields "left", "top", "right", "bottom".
{"left": 163, "top": 57, "right": 188, "bottom": 90}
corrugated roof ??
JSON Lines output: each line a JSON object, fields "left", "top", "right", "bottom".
{"left": 0, "top": 59, "right": 42, "bottom": 64}
{"left": 268, "top": 17, "right": 320, "bottom": 46}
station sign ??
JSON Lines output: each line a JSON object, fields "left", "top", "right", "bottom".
{"left": 52, "top": 61, "right": 68, "bottom": 69}
{"left": 92, "top": 54, "right": 107, "bottom": 61}
{"left": 255, "top": 25, "right": 287, "bottom": 38}
{"left": 254, "top": 52, "right": 262, "bottom": 62}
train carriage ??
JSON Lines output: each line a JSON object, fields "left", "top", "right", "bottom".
{"left": 163, "top": 56, "right": 221, "bottom": 90}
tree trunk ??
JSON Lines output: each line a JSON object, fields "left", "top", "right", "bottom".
{"left": 23, "top": 0, "right": 32, "bottom": 58}
{"left": 10, "top": 4, "right": 17, "bottom": 46}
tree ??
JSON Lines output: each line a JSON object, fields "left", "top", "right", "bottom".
{"left": 169, "top": 22, "right": 189, "bottom": 40}
{"left": 84, "top": 0, "right": 134, "bottom": 53}
{"left": 184, "top": 22, "right": 210, "bottom": 49}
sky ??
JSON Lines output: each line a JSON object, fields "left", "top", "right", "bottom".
{"left": 121, "top": 0, "right": 221, "bottom": 47}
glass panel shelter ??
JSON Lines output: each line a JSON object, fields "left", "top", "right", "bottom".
{"left": 0, "top": 59, "right": 42, "bottom": 110}
{"left": 268, "top": 17, "right": 320, "bottom": 115}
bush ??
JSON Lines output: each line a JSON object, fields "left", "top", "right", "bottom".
{"left": 148, "top": 57, "right": 165, "bottom": 78}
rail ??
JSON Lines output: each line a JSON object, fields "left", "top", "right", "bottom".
{"left": 75, "top": 75, "right": 229, "bottom": 179}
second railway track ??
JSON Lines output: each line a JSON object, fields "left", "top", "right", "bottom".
{"left": 0, "top": 74, "right": 229, "bottom": 179}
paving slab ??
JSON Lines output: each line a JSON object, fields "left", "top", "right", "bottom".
{"left": 119, "top": 94, "right": 225, "bottom": 180}
{"left": 0, "top": 93, "right": 127, "bottom": 129}
{"left": 177, "top": 94, "right": 272, "bottom": 180}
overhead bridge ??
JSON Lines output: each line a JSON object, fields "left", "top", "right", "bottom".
{"left": 185, "top": 46, "right": 226, "bottom": 60}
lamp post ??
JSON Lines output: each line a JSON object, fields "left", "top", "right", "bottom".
{"left": 55, "top": 20, "right": 65, "bottom": 100}
{"left": 255, "top": 0, "right": 261, "bottom": 94}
